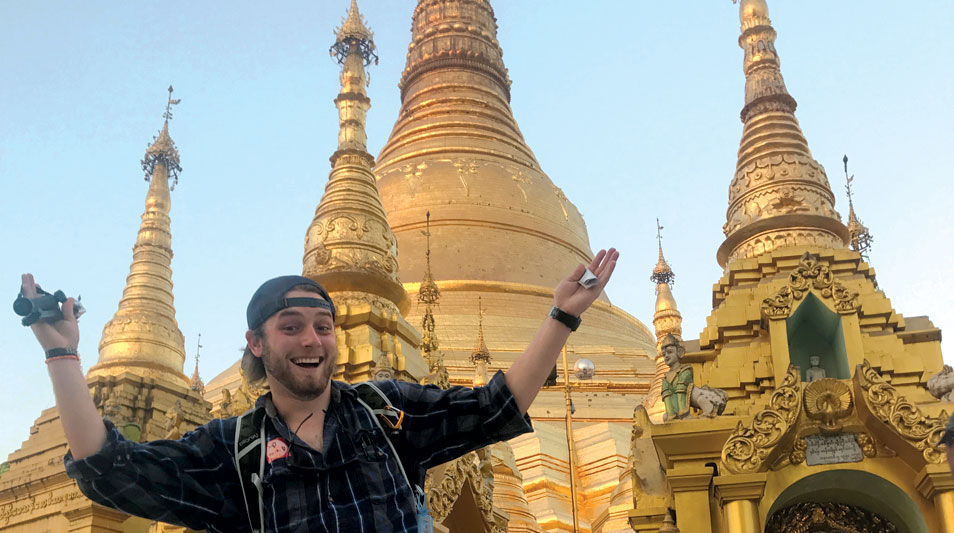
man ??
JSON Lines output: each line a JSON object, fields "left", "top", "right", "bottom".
{"left": 21, "top": 248, "right": 618, "bottom": 532}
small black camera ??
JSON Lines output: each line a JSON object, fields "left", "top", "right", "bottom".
{"left": 13, "top": 287, "right": 84, "bottom": 326}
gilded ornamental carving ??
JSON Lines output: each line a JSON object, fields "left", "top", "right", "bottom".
{"left": 760, "top": 252, "right": 859, "bottom": 319}
{"left": 765, "top": 502, "right": 897, "bottom": 533}
{"left": 425, "top": 451, "right": 503, "bottom": 533}
{"left": 855, "top": 360, "right": 947, "bottom": 464}
{"left": 803, "top": 378, "right": 852, "bottom": 430}
{"left": 722, "top": 365, "right": 801, "bottom": 474}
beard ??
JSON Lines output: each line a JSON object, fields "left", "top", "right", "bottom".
{"left": 260, "top": 343, "right": 335, "bottom": 401}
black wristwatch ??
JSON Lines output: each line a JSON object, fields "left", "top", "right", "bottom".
{"left": 549, "top": 306, "right": 581, "bottom": 332}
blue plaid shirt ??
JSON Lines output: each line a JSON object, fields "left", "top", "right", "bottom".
{"left": 65, "top": 371, "right": 532, "bottom": 532}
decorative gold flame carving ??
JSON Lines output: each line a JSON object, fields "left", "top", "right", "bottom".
{"left": 722, "top": 365, "right": 801, "bottom": 474}
{"left": 760, "top": 252, "right": 859, "bottom": 319}
{"left": 425, "top": 451, "right": 503, "bottom": 533}
{"left": 855, "top": 360, "right": 946, "bottom": 464}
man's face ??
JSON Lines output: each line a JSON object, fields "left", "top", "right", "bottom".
{"left": 246, "top": 289, "right": 337, "bottom": 401}
{"left": 810, "top": 356, "right": 820, "bottom": 367}
{"left": 662, "top": 344, "right": 680, "bottom": 367}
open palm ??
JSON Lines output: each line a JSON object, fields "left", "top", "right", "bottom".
{"left": 553, "top": 248, "right": 619, "bottom": 317}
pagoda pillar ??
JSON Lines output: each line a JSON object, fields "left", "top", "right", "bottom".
{"left": 714, "top": 473, "right": 766, "bottom": 533}
{"left": 916, "top": 464, "right": 954, "bottom": 533}
{"left": 667, "top": 465, "right": 713, "bottom": 533}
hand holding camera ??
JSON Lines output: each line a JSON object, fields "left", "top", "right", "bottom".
{"left": 16, "top": 274, "right": 81, "bottom": 356}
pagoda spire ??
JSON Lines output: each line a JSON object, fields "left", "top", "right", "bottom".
{"left": 302, "top": 0, "right": 409, "bottom": 312}
{"left": 650, "top": 218, "right": 675, "bottom": 287}
{"left": 471, "top": 297, "right": 491, "bottom": 387}
{"left": 91, "top": 86, "right": 187, "bottom": 386}
{"left": 843, "top": 155, "right": 873, "bottom": 261}
{"left": 644, "top": 221, "right": 683, "bottom": 420}
{"left": 718, "top": 0, "right": 848, "bottom": 266}
{"left": 419, "top": 211, "right": 450, "bottom": 389}
{"left": 400, "top": 0, "right": 510, "bottom": 100}
{"left": 190, "top": 333, "right": 205, "bottom": 395}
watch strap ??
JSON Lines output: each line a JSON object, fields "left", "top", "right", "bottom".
{"left": 549, "top": 306, "right": 581, "bottom": 332}
{"left": 46, "top": 347, "right": 78, "bottom": 359}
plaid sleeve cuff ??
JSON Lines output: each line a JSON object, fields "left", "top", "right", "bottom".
{"left": 63, "top": 419, "right": 124, "bottom": 480}
{"left": 480, "top": 370, "right": 533, "bottom": 441}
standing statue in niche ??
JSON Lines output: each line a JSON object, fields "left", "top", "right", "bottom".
{"left": 661, "top": 334, "right": 693, "bottom": 420}
{"left": 805, "top": 355, "right": 827, "bottom": 382}
{"left": 660, "top": 333, "right": 728, "bottom": 420}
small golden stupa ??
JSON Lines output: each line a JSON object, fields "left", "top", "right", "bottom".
{"left": 625, "top": 2, "right": 951, "bottom": 532}
{"left": 0, "top": 88, "right": 210, "bottom": 532}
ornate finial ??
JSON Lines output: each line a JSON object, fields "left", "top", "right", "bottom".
{"left": 419, "top": 211, "right": 441, "bottom": 307}
{"left": 471, "top": 296, "right": 491, "bottom": 387}
{"left": 843, "top": 155, "right": 873, "bottom": 260}
{"left": 419, "top": 212, "right": 440, "bottom": 356}
{"left": 651, "top": 218, "right": 675, "bottom": 286}
{"left": 163, "top": 85, "right": 181, "bottom": 123}
{"left": 471, "top": 297, "right": 490, "bottom": 364}
{"left": 141, "top": 86, "right": 182, "bottom": 188}
{"left": 418, "top": 211, "right": 448, "bottom": 388}
{"left": 190, "top": 333, "right": 205, "bottom": 394}
{"left": 330, "top": 0, "right": 378, "bottom": 66}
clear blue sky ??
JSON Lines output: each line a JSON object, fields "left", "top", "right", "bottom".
{"left": 2, "top": 1, "right": 951, "bottom": 460}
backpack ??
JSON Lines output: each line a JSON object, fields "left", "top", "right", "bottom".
{"left": 232, "top": 382, "right": 419, "bottom": 533}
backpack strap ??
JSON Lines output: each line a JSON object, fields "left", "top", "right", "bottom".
{"left": 353, "top": 382, "right": 418, "bottom": 491}
{"left": 234, "top": 408, "right": 267, "bottom": 533}
{"left": 354, "top": 381, "right": 405, "bottom": 434}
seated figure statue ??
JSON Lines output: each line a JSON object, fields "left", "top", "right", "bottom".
{"left": 805, "top": 355, "right": 827, "bottom": 382}
{"left": 928, "top": 365, "right": 954, "bottom": 402}
{"left": 660, "top": 333, "right": 728, "bottom": 420}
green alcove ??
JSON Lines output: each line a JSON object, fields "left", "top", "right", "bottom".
{"left": 786, "top": 292, "right": 850, "bottom": 380}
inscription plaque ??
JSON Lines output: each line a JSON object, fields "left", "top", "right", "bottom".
{"left": 805, "top": 433, "right": 863, "bottom": 466}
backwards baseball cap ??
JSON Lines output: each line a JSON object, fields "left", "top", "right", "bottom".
{"left": 246, "top": 275, "right": 336, "bottom": 330}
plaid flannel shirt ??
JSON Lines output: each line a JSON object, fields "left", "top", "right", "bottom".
{"left": 65, "top": 370, "right": 532, "bottom": 532}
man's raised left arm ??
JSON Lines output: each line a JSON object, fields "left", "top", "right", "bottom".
{"left": 505, "top": 248, "right": 618, "bottom": 413}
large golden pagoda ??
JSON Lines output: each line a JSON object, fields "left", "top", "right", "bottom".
{"left": 0, "top": 89, "right": 210, "bottom": 533}
{"left": 625, "top": 2, "right": 951, "bottom": 532}
{"left": 373, "top": 2, "right": 657, "bottom": 528}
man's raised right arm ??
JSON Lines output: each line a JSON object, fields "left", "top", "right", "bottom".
{"left": 21, "top": 273, "right": 106, "bottom": 459}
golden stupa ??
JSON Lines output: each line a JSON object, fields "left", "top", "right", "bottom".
{"left": 624, "top": 1, "right": 951, "bottom": 531}
{"left": 0, "top": 89, "right": 211, "bottom": 532}
{"left": 372, "top": 2, "right": 656, "bottom": 527}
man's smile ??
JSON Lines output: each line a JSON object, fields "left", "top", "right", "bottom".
{"left": 291, "top": 357, "right": 324, "bottom": 368}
